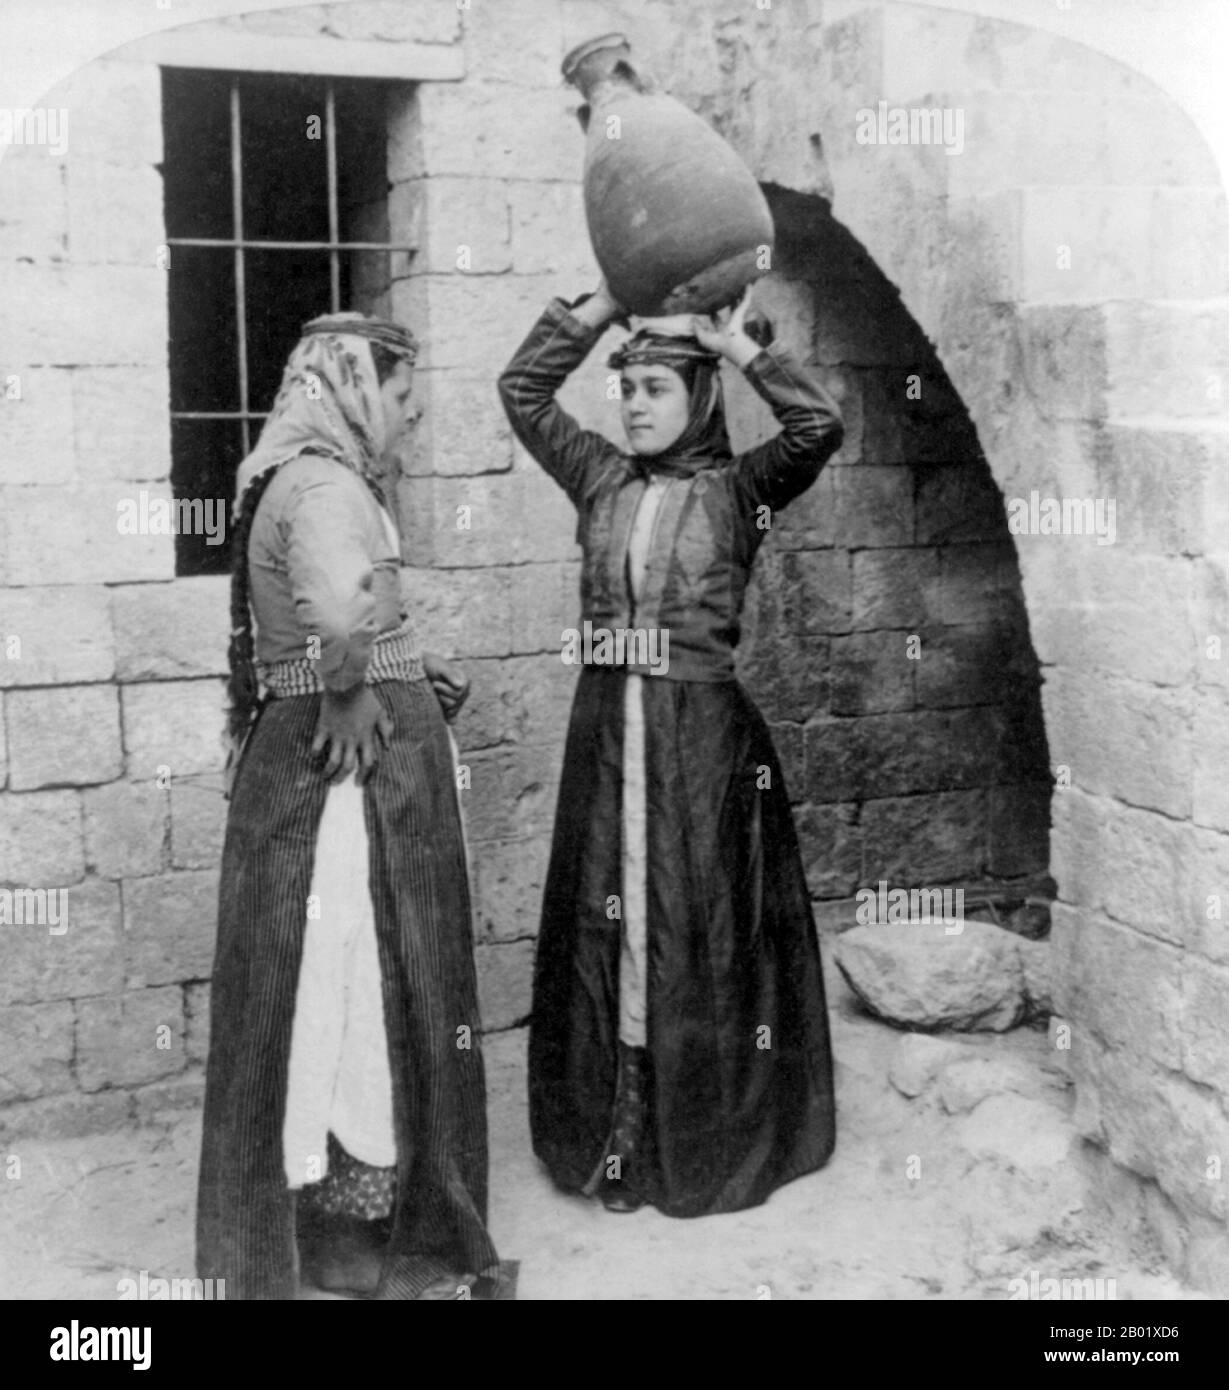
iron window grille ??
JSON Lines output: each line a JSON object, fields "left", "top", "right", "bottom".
{"left": 160, "top": 68, "right": 414, "bottom": 575}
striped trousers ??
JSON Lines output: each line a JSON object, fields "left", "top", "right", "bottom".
{"left": 195, "top": 678, "right": 497, "bottom": 1299}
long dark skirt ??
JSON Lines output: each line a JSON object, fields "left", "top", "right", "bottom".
{"left": 196, "top": 678, "right": 497, "bottom": 1299}
{"left": 529, "top": 667, "right": 836, "bottom": 1218}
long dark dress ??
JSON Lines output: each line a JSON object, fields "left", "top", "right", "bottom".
{"left": 500, "top": 301, "right": 843, "bottom": 1218}
{"left": 195, "top": 679, "right": 497, "bottom": 1298}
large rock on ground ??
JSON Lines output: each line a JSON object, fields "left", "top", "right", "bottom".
{"left": 834, "top": 920, "right": 1049, "bottom": 1031}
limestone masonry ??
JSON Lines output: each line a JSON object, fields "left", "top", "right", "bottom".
{"left": 0, "top": 0, "right": 1226, "bottom": 1294}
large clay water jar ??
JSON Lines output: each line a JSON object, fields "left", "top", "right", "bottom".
{"left": 562, "top": 32, "right": 775, "bottom": 317}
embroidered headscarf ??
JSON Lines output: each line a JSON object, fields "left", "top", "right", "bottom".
{"left": 608, "top": 318, "right": 731, "bottom": 478}
{"left": 232, "top": 311, "right": 419, "bottom": 515}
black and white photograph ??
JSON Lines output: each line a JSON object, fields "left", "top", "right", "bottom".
{"left": 0, "top": 0, "right": 1226, "bottom": 1338}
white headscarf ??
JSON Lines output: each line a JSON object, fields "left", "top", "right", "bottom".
{"left": 233, "top": 312, "right": 418, "bottom": 515}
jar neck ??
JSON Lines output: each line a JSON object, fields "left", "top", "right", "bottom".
{"left": 563, "top": 37, "right": 646, "bottom": 106}
{"left": 580, "top": 69, "right": 635, "bottom": 107}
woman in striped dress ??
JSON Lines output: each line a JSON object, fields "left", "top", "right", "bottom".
{"left": 196, "top": 313, "right": 508, "bottom": 1300}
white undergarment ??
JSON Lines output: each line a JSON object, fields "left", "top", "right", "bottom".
{"left": 618, "top": 475, "right": 668, "bottom": 1048}
{"left": 282, "top": 506, "right": 410, "bottom": 1187}
{"left": 282, "top": 773, "right": 396, "bottom": 1186}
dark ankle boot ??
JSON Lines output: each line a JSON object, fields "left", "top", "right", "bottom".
{"left": 599, "top": 1042, "right": 646, "bottom": 1213}
{"left": 297, "top": 1205, "right": 389, "bottom": 1295}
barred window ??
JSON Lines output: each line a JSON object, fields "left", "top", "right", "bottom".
{"left": 159, "top": 69, "right": 411, "bottom": 575}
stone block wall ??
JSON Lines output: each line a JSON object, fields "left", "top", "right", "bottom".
{"left": 1, "top": 0, "right": 1227, "bottom": 1295}
{"left": 734, "top": 187, "right": 1049, "bottom": 911}
{"left": 805, "top": 0, "right": 1229, "bottom": 1292}
{"left": 0, "top": 49, "right": 226, "bottom": 1141}
{"left": 0, "top": 0, "right": 1046, "bottom": 1139}
{"left": 0, "top": 0, "right": 607, "bottom": 1140}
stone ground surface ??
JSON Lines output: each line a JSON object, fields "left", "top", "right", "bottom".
{"left": 0, "top": 958, "right": 1200, "bottom": 1302}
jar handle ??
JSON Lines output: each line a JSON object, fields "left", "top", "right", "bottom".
{"left": 611, "top": 59, "right": 651, "bottom": 94}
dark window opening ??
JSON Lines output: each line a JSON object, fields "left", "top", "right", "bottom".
{"left": 159, "top": 69, "right": 411, "bottom": 575}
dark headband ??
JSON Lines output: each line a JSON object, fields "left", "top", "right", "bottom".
{"left": 608, "top": 329, "right": 720, "bottom": 373}
{"left": 301, "top": 312, "right": 419, "bottom": 365}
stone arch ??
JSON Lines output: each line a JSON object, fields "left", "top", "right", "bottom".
{"left": 730, "top": 182, "right": 1052, "bottom": 920}
{"left": 2, "top": 0, "right": 1224, "bottom": 1297}
{"left": 657, "top": 0, "right": 1229, "bottom": 1290}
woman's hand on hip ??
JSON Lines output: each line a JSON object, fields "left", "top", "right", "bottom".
{"left": 423, "top": 651, "right": 470, "bottom": 723}
{"left": 312, "top": 683, "right": 394, "bottom": 785}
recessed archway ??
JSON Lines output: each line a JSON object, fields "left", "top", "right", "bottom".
{"left": 675, "top": 0, "right": 1229, "bottom": 1292}
{"left": 734, "top": 184, "right": 1051, "bottom": 921}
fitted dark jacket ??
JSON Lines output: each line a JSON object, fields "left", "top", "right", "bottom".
{"left": 498, "top": 299, "right": 845, "bottom": 681}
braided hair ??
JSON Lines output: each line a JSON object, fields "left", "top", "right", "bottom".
{"left": 224, "top": 339, "right": 407, "bottom": 751}
{"left": 225, "top": 466, "right": 278, "bottom": 749}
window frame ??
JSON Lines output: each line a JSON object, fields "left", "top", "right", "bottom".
{"left": 163, "top": 71, "right": 416, "bottom": 458}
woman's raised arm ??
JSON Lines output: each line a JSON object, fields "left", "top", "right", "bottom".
{"left": 692, "top": 291, "right": 844, "bottom": 516}
{"left": 729, "top": 346, "right": 845, "bottom": 515}
{"left": 498, "top": 286, "right": 626, "bottom": 509}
